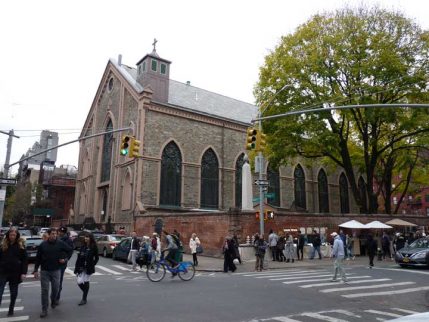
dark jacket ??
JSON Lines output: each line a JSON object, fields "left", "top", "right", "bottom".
{"left": 34, "top": 239, "right": 73, "bottom": 272}
{"left": 312, "top": 234, "right": 321, "bottom": 247}
{"left": 59, "top": 234, "right": 74, "bottom": 267}
{"left": 74, "top": 244, "right": 99, "bottom": 275}
{"left": 130, "top": 237, "right": 140, "bottom": 251}
{"left": 297, "top": 234, "right": 305, "bottom": 248}
{"left": 367, "top": 237, "right": 378, "bottom": 256}
{"left": 0, "top": 243, "right": 28, "bottom": 284}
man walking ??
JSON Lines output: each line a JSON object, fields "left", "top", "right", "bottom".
{"left": 310, "top": 230, "right": 322, "bottom": 260}
{"left": 33, "top": 228, "right": 73, "bottom": 318}
{"left": 56, "top": 227, "right": 74, "bottom": 302}
{"left": 297, "top": 231, "right": 305, "bottom": 260}
{"left": 128, "top": 231, "right": 140, "bottom": 271}
{"left": 268, "top": 229, "right": 278, "bottom": 261}
{"left": 330, "top": 232, "right": 348, "bottom": 283}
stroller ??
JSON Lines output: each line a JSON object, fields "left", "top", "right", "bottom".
{"left": 136, "top": 240, "right": 152, "bottom": 269}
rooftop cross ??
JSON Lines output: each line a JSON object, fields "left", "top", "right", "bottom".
{"left": 152, "top": 38, "right": 158, "bottom": 52}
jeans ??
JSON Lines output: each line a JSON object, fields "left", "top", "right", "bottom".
{"left": 40, "top": 270, "right": 60, "bottom": 311}
{"left": 57, "top": 266, "right": 66, "bottom": 300}
{"left": 310, "top": 246, "right": 322, "bottom": 259}
{"left": 333, "top": 258, "right": 347, "bottom": 281}
{"left": 347, "top": 246, "right": 354, "bottom": 258}
{"left": 128, "top": 250, "right": 138, "bottom": 269}
{"left": 0, "top": 276, "right": 18, "bottom": 311}
{"left": 297, "top": 247, "right": 304, "bottom": 260}
{"left": 255, "top": 255, "right": 264, "bottom": 271}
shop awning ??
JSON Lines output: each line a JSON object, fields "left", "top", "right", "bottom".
{"left": 385, "top": 218, "right": 417, "bottom": 227}
{"left": 32, "top": 208, "right": 54, "bottom": 217}
{"left": 339, "top": 220, "right": 366, "bottom": 229}
{"left": 363, "top": 220, "right": 393, "bottom": 229}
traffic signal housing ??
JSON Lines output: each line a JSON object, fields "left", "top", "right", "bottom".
{"left": 255, "top": 211, "right": 260, "bottom": 220}
{"left": 257, "top": 132, "right": 267, "bottom": 152}
{"left": 120, "top": 135, "right": 131, "bottom": 156}
{"left": 129, "top": 138, "right": 141, "bottom": 158}
{"left": 246, "top": 127, "right": 258, "bottom": 150}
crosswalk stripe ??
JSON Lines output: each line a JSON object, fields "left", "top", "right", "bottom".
{"left": 273, "top": 274, "right": 335, "bottom": 281}
{"left": 97, "top": 265, "right": 123, "bottom": 275}
{"left": 65, "top": 268, "right": 75, "bottom": 276}
{"left": 364, "top": 310, "right": 402, "bottom": 318}
{"left": 239, "top": 270, "right": 303, "bottom": 276}
{"left": 321, "top": 281, "right": 415, "bottom": 293}
{"left": 284, "top": 276, "right": 372, "bottom": 285}
{"left": 269, "top": 272, "right": 332, "bottom": 280}
{"left": 300, "top": 312, "right": 348, "bottom": 322}
{"left": 262, "top": 317, "right": 301, "bottom": 322}
{"left": 391, "top": 308, "right": 420, "bottom": 314}
{"left": 254, "top": 270, "right": 327, "bottom": 278}
{"left": 344, "top": 286, "right": 429, "bottom": 298}
{"left": 300, "top": 278, "right": 391, "bottom": 288}
{"left": 0, "top": 307, "right": 23, "bottom": 312}
{"left": 0, "top": 316, "right": 30, "bottom": 321}
{"left": 112, "top": 265, "right": 130, "bottom": 271}
{"left": 1, "top": 299, "right": 21, "bottom": 304}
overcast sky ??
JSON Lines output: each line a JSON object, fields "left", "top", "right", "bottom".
{"left": 1, "top": 0, "right": 428, "bottom": 175}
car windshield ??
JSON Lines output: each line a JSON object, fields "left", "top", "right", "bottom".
{"left": 18, "top": 230, "right": 32, "bottom": 236}
{"left": 408, "top": 238, "right": 429, "bottom": 249}
{"left": 25, "top": 238, "right": 43, "bottom": 245}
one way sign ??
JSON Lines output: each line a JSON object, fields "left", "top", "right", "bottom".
{"left": 254, "top": 179, "right": 269, "bottom": 186}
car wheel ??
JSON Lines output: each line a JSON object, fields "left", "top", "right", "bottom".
{"left": 103, "top": 248, "right": 108, "bottom": 257}
{"left": 399, "top": 264, "right": 408, "bottom": 268}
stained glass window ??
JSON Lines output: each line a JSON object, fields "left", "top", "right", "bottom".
{"left": 294, "top": 164, "right": 306, "bottom": 209}
{"left": 200, "top": 148, "right": 219, "bottom": 209}
{"left": 358, "top": 176, "right": 367, "bottom": 213}
{"left": 267, "top": 165, "right": 280, "bottom": 207}
{"left": 235, "top": 154, "right": 245, "bottom": 208}
{"left": 318, "top": 169, "right": 329, "bottom": 213}
{"left": 100, "top": 120, "right": 113, "bottom": 182}
{"left": 160, "top": 142, "right": 182, "bottom": 207}
{"left": 339, "top": 173, "right": 350, "bottom": 214}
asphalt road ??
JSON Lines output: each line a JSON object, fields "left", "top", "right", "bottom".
{"left": 4, "top": 255, "right": 429, "bottom": 322}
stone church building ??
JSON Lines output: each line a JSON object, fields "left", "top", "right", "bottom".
{"left": 73, "top": 46, "right": 384, "bottom": 253}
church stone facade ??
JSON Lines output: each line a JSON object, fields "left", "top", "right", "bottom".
{"left": 74, "top": 48, "right": 365, "bottom": 245}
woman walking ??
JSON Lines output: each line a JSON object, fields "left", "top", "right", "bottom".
{"left": 0, "top": 228, "right": 28, "bottom": 316}
{"left": 189, "top": 233, "right": 201, "bottom": 266}
{"left": 74, "top": 233, "right": 99, "bottom": 305}
{"left": 284, "top": 234, "right": 295, "bottom": 263}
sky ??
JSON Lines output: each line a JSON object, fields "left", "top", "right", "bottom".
{"left": 1, "top": 0, "right": 428, "bottom": 176}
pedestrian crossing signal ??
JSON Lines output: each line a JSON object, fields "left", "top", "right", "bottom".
{"left": 255, "top": 211, "right": 260, "bottom": 220}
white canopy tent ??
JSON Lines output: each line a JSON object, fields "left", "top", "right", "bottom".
{"left": 363, "top": 221, "right": 393, "bottom": 229}
{"left": 339, "top": 220, "right": 366, "bottom": 229}
{"left": 385, "top": 219, "right": 417, "bottom": 227}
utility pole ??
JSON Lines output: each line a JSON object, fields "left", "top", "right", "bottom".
{"left": 0, "top": 130, "right": 20, "bottom": 225}
{"left": 257, "top": 113, "right": 265, "bottom": 237}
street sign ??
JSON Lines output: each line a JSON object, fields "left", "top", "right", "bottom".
{"left": 254, "top": 179, "right": 269, "bottom": 186}
{"left": 0, "top": 178, "right": 17, "bottom": 185}
{"left": 265, "top": 193, "right": 275, "bottom": 198}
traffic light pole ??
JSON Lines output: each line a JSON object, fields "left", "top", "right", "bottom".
{"left": 258, "top": 113, "right": 265, "bottom": 237}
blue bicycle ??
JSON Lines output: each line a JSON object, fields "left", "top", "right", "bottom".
{"left": 146, "top": 251, "right": 195, "bottom": 282}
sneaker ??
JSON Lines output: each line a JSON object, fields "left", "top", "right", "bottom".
{"left": 342, "top": 280, "right": 349, "bottom": 284}
{"left": 40, "top": 311, "right": 48, "bottom": 318}
{"left": 7, "top": 310, "right": 13, "bottom": 317}
{"left": 51, "top": 301, "right": 58, "bottom": 309}
{"left": 78, "top": 300, "right": 87, "bottom": 306}
{"left": 330, "top": 279, "right": 338, "bottom": 282}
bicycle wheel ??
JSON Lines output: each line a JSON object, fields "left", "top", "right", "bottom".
{"left": 178, "top": 263, "right": 195, "bottom": 281}
{"left": 146, "top": 263, "right": 166, "bottom": 282}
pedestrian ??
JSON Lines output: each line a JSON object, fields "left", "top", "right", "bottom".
{"left": 162, "top": 231, "right": 179, "bottom": 277}
{"left": 189, "top": 233, "right": 201, "bottom": 266}
{"left": 57, "top": 226, "right": 74, "bottom": 303}
{"left": 222, "top": 236, "right": 236, "bottom": 273}
{"left": 151, "top": 233, "right": 159, "bottom": 264}
{"left": 33, "top": 228, "right": 73, "bottom": 318}
{"left": 276, "top": 232, "right": 286, "bottom": 262}
{"left": 381, "top": 231, "right": 391, "bottom": 260}
{"left": 297, "top": 230, "right": 305, "bottom": 260}
{"left": 173, "top": 230, "right": 184, "bottom": 263}
{"left": 330, "top": 232, "right": 348, "bottom": 283}
{"left": 339, "top": 230, "right": 347, "bottom": 258}
{"left": 367, "top": 234, "right": 377, "bottom": 268}
{"left": 232, "top": 233, "right": 242, "bottom": 264}
{"left": 346, "top": 234, "right": 355, "bottom": 260}
{"left": 74, "top": 233, "right": 99, "bottom": 306}
{"left": 268, "top": 229, "right": 279, "bottom": 261}
{"left": 284, "top": 234, "right": 295, "bottom": 263}
{"left": 0, "top": 227, "right": 28, "bottom": 317}
{"left": 128, "top": 231, "right": 140, "bottom": 271}
{"left": 253, "top": 233, "right": 267, "bottom": 271}
{"left": 310, "top": 230, "right": 322, "bottom": 260}
{"left": 393, "top": 232, "right": 405, "bottom": 252}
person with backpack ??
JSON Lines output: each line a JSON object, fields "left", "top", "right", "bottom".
{"left": 253, "top": 233, "right": 267, "bottom": 271}
{"left": 162, "top": 231, "right": 179, "bottom": 270}
{"left": 310, "top": 230, "right": 322, "bottom": 260}
{"left": 173, "top": 230, "right": 183, "bottom": 263}
{"left": 222, "top": 236, "right": 237, "bottom": 273}
{"left": 382, "top": 231, "right": 391, "bottom": 260}
{"left": 150, "top": 233, "right": 158, "bottom": 264}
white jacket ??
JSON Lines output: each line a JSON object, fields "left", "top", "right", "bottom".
{"left": 189, "top": 237, "right": 201, "bottom": 254}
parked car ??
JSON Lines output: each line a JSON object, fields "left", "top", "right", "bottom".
{"left": 97, "top": 234, "right": 126, "bottom": 257}
{"left": 0, "top": 227, "right": 10, "bottom": 239}
{"left": 112, "top": 237, "right": 132, "bottom": 262}
{"left": 25, "top": 236, "right": 44, "bottom": 262}
{"left": 38, "top": 227, "right": 50, "bottom": 237}
{"left": 395, "top": 237, "right": 429, "bottom": 267}
{"left": 18, "top": 229, "right": 33, "bottom": 240}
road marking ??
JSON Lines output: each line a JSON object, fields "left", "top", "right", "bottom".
{"left": 242, "top": 270, "right": 304, "bottom": 277}
{"left": 1, "top": 299, "right": 21, "bottom": 304}
{"left": 0, "top": 307, "right": 23, "bottom": 312}
{"left": 343, "top": 286, "right": 429, "bottom": 298}
{"left": 300, "top": 278, "right": 390, "bottom": 288}
{"left": 391, "top": 308, "right": 420, "bottom": 314}
{"left": 364, "top": 310, "right": 402, "bottom": 318}
{"left": 261, "top": 317, "right": 301, "bottom": 322}
{"left": 320, "top": 310, "right": 361, "bottom": 318}
{"left": 284, "top": 276, "right": 372, "bottom": 285}
{"left": 65, "top": 268, "right": 75, "bottom": 276}
{"left": 273, "top": 274, "right": 335, "bottom": 281}
{"left": 254, "top": 270, "right": 327, "bottom": 278}
{"left": 112, "top": 265, "right": 130, "bottom": 271}
{"left": 97, "top": 265, "right": 123, "bottom": 275}
{"left": 300, "top": 312, "right": 348, "bottom": 322}
{"left": 321, "top": 281, "right": 415, "bottom": 293}
{"left": 0, "top": 316, "right": 30, "bottom": 321}
{"left": 269, "top": 271, "right": 332, "bottom": 280}
{"left": 372, "top": 267, "right": 429, "bottom": 275}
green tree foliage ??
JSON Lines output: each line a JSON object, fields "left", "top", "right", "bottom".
{"left": 255, "top": 6, "right": 429, "bottom": 213}
{"left": 4, "top": 182, "right": 32, "bottom": 225}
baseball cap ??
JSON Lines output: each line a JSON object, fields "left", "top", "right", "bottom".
{"left": 330, "top": 232, "right": 338, "bottom": 237}
{"left": 59, "top": 227, "right": 67, "bottom": 233}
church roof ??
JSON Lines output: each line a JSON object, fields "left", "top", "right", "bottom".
{"left": 110, "top": 58, "right": 258, "bottom": 125}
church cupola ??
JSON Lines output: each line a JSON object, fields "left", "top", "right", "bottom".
{"left": 136, "top": 39, "right": 171, "bottom": 103}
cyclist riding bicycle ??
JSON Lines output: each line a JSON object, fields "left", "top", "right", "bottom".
{"left": 162, "top": 231, "right": 179, "bottom": 270}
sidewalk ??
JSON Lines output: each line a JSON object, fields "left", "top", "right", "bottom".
{"left": 183, "top": 254, "right": 398, "bottom": 272}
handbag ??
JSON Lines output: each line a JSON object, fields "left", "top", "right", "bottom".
{"left": 196, "top": 245, "right": 203, "bottom": 254}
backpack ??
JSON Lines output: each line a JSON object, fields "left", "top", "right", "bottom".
{"left": 172, "top": 234, "right": 183, "bottom": 248}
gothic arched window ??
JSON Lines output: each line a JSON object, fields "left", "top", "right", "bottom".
{"left": 294, "top": 164, "right": 306, "bottom": 209}
{"left": 267, "top": 165, "right": 280, "bottom": 207}
{"left": 100, "top": 119, "right": 113, "bottom": 182}
{"left": 160, "top": 142, "right": 182, "bottom": 207}
{"left": 200, "top": 148, "right": 219, "bottom": 209}
{"left": 121, "top": 171, "right": 132, "bottom": 210}
{"left": 358, "top": 176, "right": 367, "bottom": 213}
{"left": 235, "top": 154, "right": 245, "bottom": 208}
{"left": 318, "top": 169, "right": 329, "bottom": 213}
{"left": 339, "top": 173, "right": 350, "bottom": 214}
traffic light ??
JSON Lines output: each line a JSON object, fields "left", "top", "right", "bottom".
{"left": 246, "top": 127, "right": 258, "bottom": 150}
{"left": 266, "top": 210, "right": 274, "bottom": 219}
{"left": 129, "top": 138, "right": 141, "bottom": 158}
{"left": 257, "top": 132, "right": 267, "bottom": 152}
{"left": 120, "top": 135, "right": 131, "bottom": 156}
{"left": 255, "top": 211, "right": 260, "bottom": 220}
